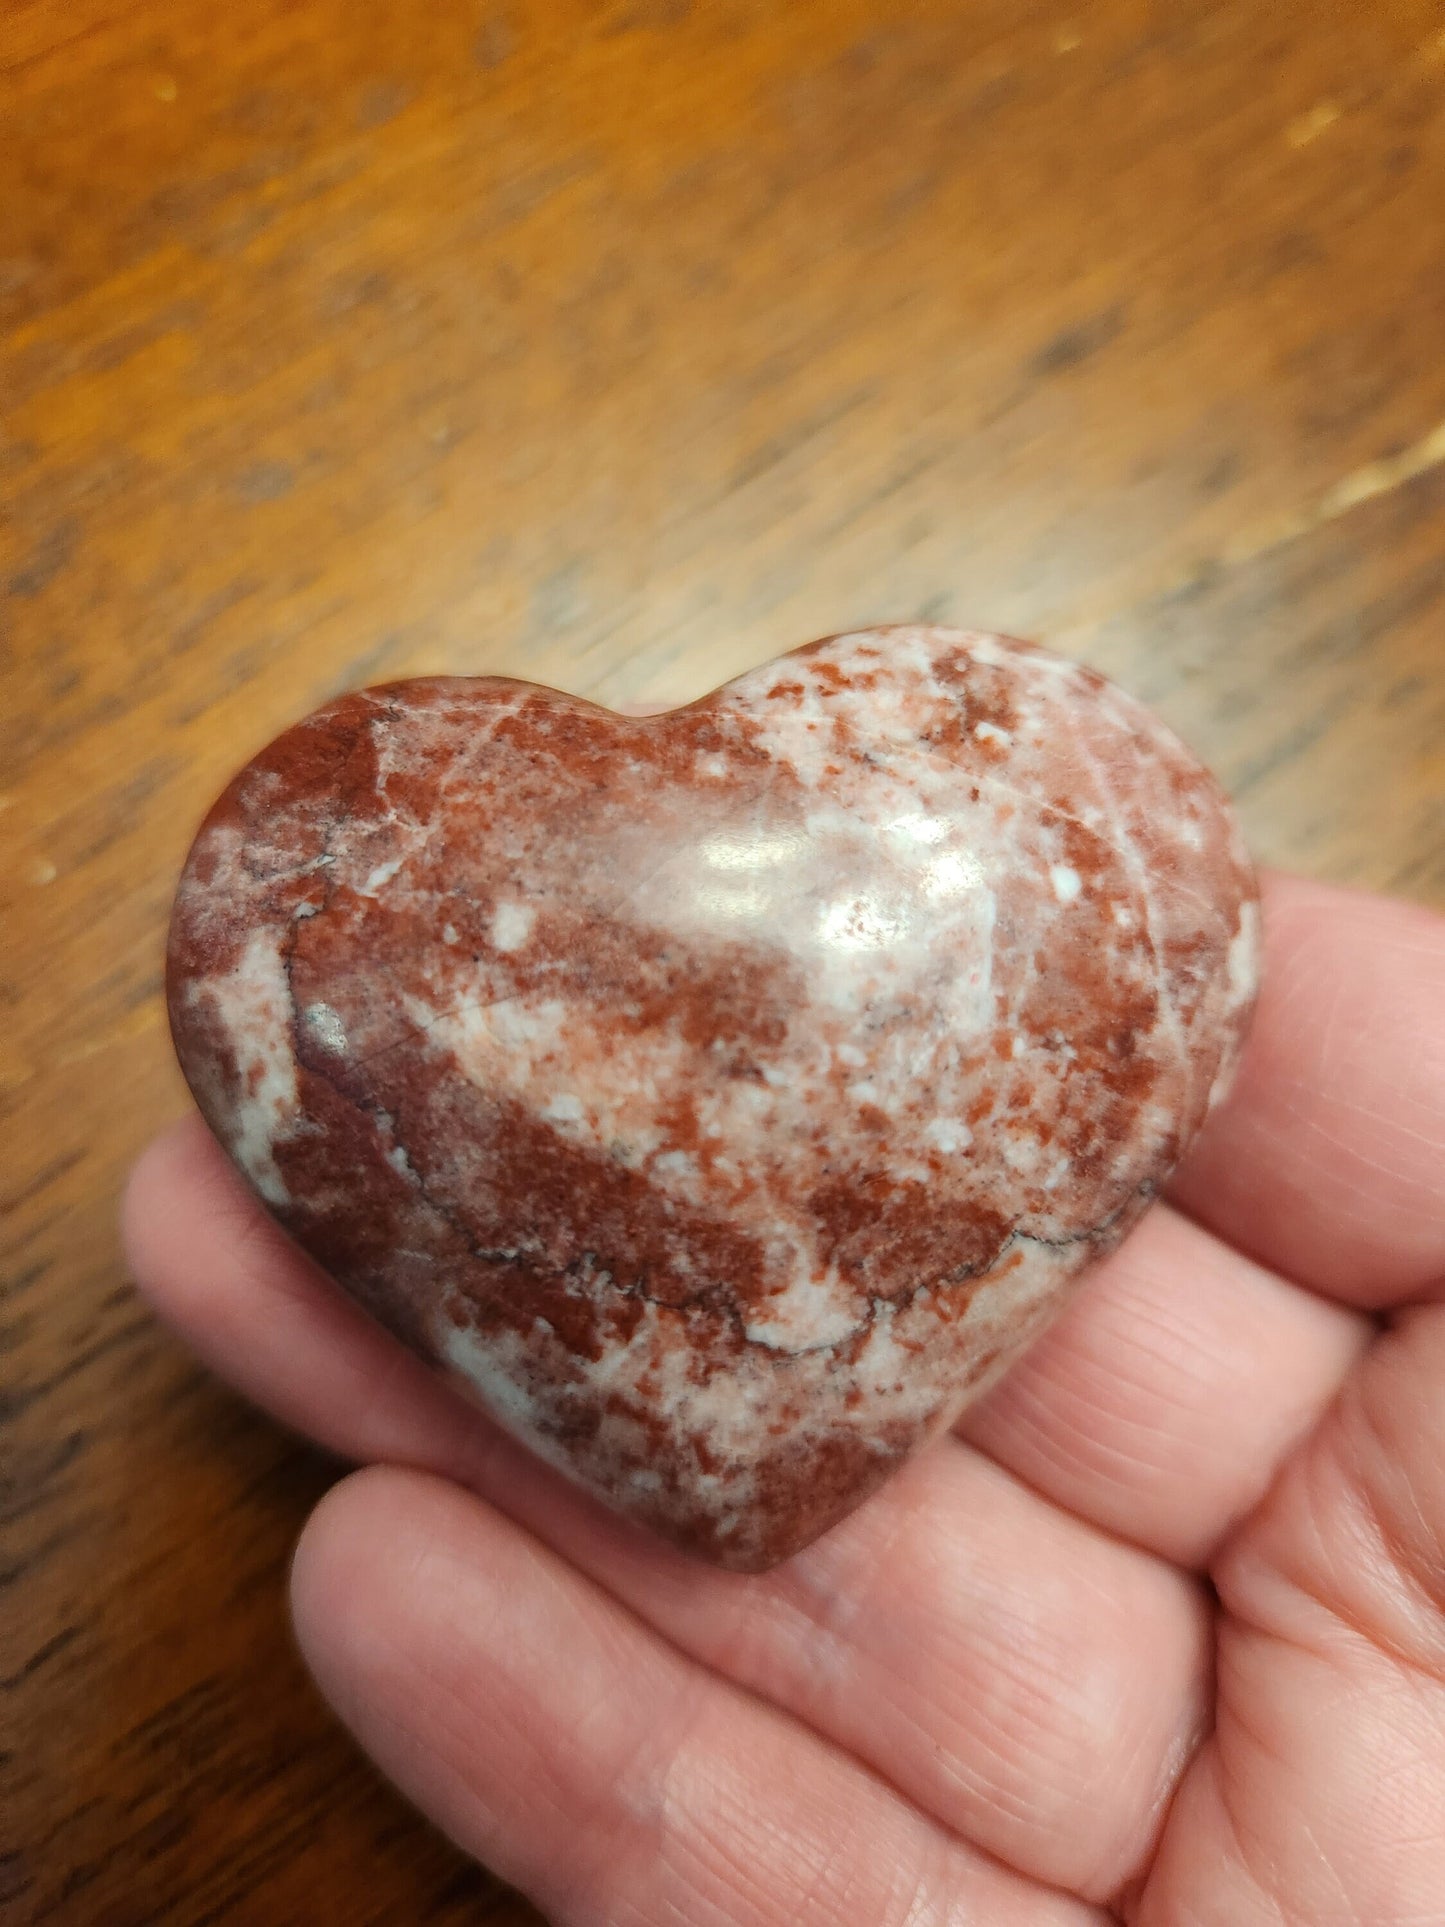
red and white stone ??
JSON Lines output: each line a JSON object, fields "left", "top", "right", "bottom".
{"left": 167, "top": 627, "right": 1259, "bottom": 1569}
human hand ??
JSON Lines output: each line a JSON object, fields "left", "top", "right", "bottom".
{"left": 124, "top": 871, "right": 1445, "bottom": 1924}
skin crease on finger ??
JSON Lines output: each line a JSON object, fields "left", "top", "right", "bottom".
{"left": 290, "top": 1466, "right": 1111, "bottom": 1927}
{"left": 1132, "top": 1306, "right": 1445, "bottom": 1924}
{"left": 957, "top": 1199, "right": 1370, "bottom": 1568}
{"left": 121, "top": 872, "right": 1445, "bottom": 1922}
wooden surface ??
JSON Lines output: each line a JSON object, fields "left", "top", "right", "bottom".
{"left": 4, "top": 1, "right": 1444, "bottom": 1919}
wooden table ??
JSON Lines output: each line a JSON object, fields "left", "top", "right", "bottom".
{"left": 5, "top": 1, "right": 1443, "bottom": 1919}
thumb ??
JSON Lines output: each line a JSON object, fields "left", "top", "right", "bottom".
{"left": 1138, "top": 1303, "right": 1445, "bottom": 1922}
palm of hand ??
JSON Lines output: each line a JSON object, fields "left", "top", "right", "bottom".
{"left": 126, "top": 873, "right": 1445, "bottom": 1925}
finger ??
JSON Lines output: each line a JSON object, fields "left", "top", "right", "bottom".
{"left": 959, "top": 1202, "right": 1369, "bottom": 1567}
{"left": 292, "top": 1466, "right": 1108, "bottom": 1927}
{"left": 1135, "top": 1302, "right": 1445, "bottom": 1922}
{"left": 127, "top": 1116, "right": 1210, "bottom": 1903}
{"left": 1168, "top": 871, "right": 1445, "bottom": 1307}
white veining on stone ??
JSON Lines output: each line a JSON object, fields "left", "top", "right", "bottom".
{"left": 491, "top": 900, "right": 535, "bottom": 952}
{"left": 185, "top": 928, "right": 298, "bottom": 1207}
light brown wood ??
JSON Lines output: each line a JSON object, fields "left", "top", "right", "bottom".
{"left": 4, "top": 1, "right": 1443, "bottom": 1919}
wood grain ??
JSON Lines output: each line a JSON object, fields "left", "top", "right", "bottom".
{"left": 4, "top": 1, "right": 1443, "bottom": 1919}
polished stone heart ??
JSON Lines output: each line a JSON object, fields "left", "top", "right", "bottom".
{"left": 168, "top": 627, "right": 1258, "bottom": 1568}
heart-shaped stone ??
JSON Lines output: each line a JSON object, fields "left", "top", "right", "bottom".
{"left": 168, "top": 627, "right": 1258, "bottom": 1569}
